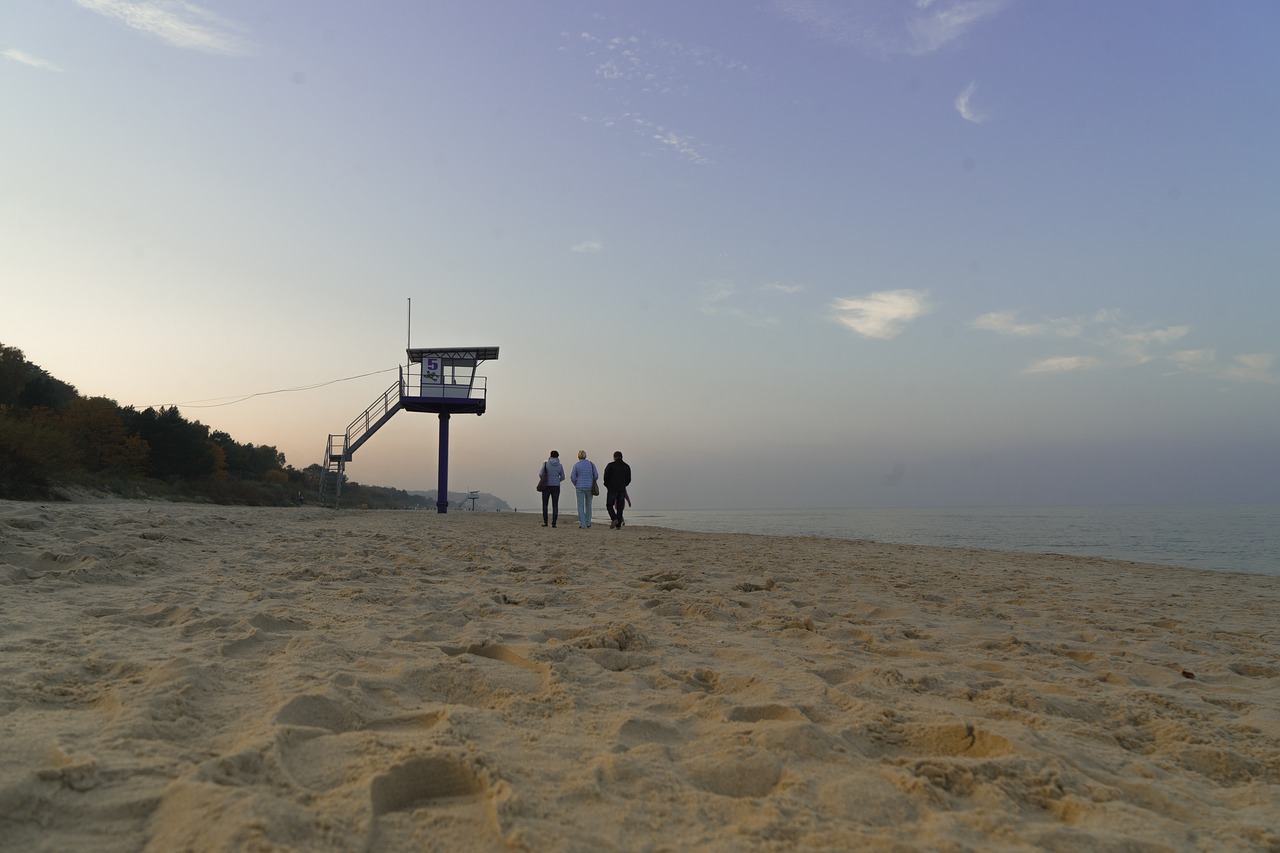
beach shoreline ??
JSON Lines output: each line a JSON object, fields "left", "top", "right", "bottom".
{"left": 2, "top": 499, "right": 1278, "bottom": 851}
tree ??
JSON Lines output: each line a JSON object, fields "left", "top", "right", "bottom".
{"left": 123, "top": 406, "right": 217, "bottom": 481}
{"left": 19, "top": 367, "right": 78, "bottom": 410}
{"left": 59, "top": 396, "right": 149, "bottom": 475}
{"left": 0, "top": 412, "right": 77, "bottom": 498}
{"left": 0, "top": 344, "right": 28, "bottom": 407}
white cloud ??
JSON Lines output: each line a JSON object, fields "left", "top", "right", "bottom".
{"left": 830, "top": 289, "right": 930, "bottom": 339}
{"left": 2, "top": 49, "right": 63, "bottom": 71}
{"left": 955, "top": 80, "right": 983, "bottom": 123}
{"left": 973, "top": 310, "right": 1190, "bottom": 363}
{"left": 977, "top": 308, "right": 1270, "bottom": 383}
{"left": 652, "top": 127, "right": 713, "bottom": 165}
{"left": 570, "top": 241, "right": 603, "bottom": 254}
{"left": 699, "top": 281, "right": 778, "bottom": 327}
{"left": 1105, "top": 325, "right": 1190, "bottom": 364}
{"left": 577, "top": 112, "right": 713, "bottom": 165}
{"left": 1168, "top": 349, "right": 1215, "bottom": 369}
{"left": 971, "top": 311, "right": 1081, "bottom": 338}
{"left": 1167, "top": 349, "right": 1275, "bottom": 383}
{"left": 907, "top": 0, "right": 1008, "bottom": 55}
{"left": 1221, "top": 353, "right": 1277, "bottom": 384}
{"left": 761, "top": 283, "right": 804, "bottom": 295}
{"left": 73, "top": 0, "right": 252, "bottom": 55}
{"left": 1022, "top": 356, "right": 1103, "bottom": 375}
{"left": 775, "top": 0, "right": 1007, "bottom": 57}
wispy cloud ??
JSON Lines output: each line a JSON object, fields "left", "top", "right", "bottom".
{"left": 570, "top": 241, "right": 603, "bottom": 254}
{"left": 1104, "top": 325, "right": 1190, "bottom": 364}
{"left": 830, "top": 289, "right": 930, "bottom": 339}
{"left": 563, "top": 28, "right": 753, "bottom": 95}
{"left": 972, "top": 311, "right": 1082, "bottom": 338}
{"left": 699, "top": 281, "right": 779, "bottom": 327}
{"left": 2, "top": 49, "right": 63, "bottom": 71}
{"left": 653, "top": 127, "right": 711, "bottom": 164}
{"left": 578, "top": 112, "right": 714, "bottom": 165}
{"left": 1221, "top": 353, "right": 1277, "bottom": 384}
{"left": 561, "top": 22, "right": 753, "bottom": 164}
{"left": 908, "top": 0, "right": 1009, "bottom": 55}
{"left": 775, "top": 0, "right": 1008, "bottom": 57}
{"left": 1167, "top": 349, "right": 1215, "bottom": 370}
{"left": 762, "top": 283, "right": 804, "bottom": 295}
{"left": 1172, "top": 350, "right": 1277, "bottom": 385}
{"left": 1023, "top": 356, "right": 1103, "bottom": 375}
{"left": 977, "top": 308, "right": 1274, "bottom": 382}
{"left": 73, "top": 0, "right": 252, "bottom": 55}
{"left": 955, "top": 80, "right": 984, "bottom": 123}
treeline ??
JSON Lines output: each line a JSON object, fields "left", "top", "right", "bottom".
{"left": 0, "top": 343, "right": 429, "bottom": 508}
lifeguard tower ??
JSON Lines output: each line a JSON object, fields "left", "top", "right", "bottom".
{"left": 319, "top": 346, "right": 499, "bottom": 512}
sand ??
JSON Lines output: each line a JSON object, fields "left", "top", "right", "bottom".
{"left": 1, "top": 499, "right": 1278, "bottom": 852}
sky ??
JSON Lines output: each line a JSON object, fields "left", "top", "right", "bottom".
{"left": 4, "top": 0, "right": 1278, "bottom": 509}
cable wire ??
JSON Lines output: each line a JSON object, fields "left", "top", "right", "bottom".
{"left": 132, "top": 367, "right": 399, "bottom": 410}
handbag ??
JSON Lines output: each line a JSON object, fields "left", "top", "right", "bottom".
{"left": 536, "top": 466, "right": 547, "bottom": 492}
{"left": 591, "top": 479, "right": 599, "bottom": 496}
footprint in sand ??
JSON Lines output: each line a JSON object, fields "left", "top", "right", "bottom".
{"left": 272, "top": 693, "right": 448, "bottom": 792}
{"left": 871, "top": 718, "right": 1016, "bottom": 760}
{"left": 368, "top": 753, "right": 504, "bottom": 851}
{"left": 437, "top": 643, "right": 550, "bottom": 695}
{"left": 219, "top": 613, "right": 310, "bottom": 658}
{"left": 639, "top": 570, "right": 687, "bottom": 591}
{"left": 680, "top": 745, "right": 783, "bottom": 798}
{"left": 614, "top": 716, "right": 686, "bottom": 750}
{"left": 724, "top": 704, "right": 808, "bottom": 723}
{"left": 274, "top": 693, "right": 362, "bottom": 733}
{"left": 370, "top": 753, "right": 487, "bottom": 815}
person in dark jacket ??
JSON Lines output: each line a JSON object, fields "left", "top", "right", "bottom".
{"left": 602, "top": 451, "right": 632, "bottom": 530}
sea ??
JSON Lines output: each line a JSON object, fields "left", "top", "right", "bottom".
{"left": 626, "top": 505, "right": 1280, "bottom": 578}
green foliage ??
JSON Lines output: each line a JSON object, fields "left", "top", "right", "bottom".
{"left": 0, "top": 342, "right": 296, "bottom": 505}
{"left": 0, "top": 412, "right": 78, "bottom": 499}
{"left": 0, "top": 345, "right": 28, "bottom": 406}
{"left": 123, "top": 406, "right": 218, "bottom": 480}
{"left": 59, "top": 396, "right": 149, "bottom": 475}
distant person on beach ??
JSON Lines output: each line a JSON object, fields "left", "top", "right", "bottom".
{"left": 603, "top": 451, "right": 632, "bottom": 530}
{"left": 539, "top": 450, "right": 565, "bottom": 528}
{"left": 569, "top": 450, "right": 598, "bottom": 528}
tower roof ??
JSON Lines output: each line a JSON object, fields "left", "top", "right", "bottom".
{"left": 406, "top": 347, "right": 499, "bottom": 364}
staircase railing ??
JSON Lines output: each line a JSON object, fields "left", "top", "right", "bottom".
{"left": 318, "top": 434, "right": 347, "bottom": 508}
{"left": 346, "top": 373, "right": 404, "bottom": 457}
{"left": 317, "top": 369, "right": 407, "bottom": 508}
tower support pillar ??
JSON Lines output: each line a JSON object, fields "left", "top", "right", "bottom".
{"left": 436, "top": 412, "right": 451, "bottom": 513}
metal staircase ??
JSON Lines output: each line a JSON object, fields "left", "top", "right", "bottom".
{"left": 317, "top": 378, "right": 403, "bottom": 508}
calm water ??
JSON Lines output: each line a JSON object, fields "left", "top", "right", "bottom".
{"left": 627, "top": 505, "right": 1280, "bottom": 577}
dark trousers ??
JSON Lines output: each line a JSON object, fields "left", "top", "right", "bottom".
{"left": 541, "top": 486, "right": 560, "bottom": 524}
{"left": 606, "top": 489, "right": 626, "bottom": 525}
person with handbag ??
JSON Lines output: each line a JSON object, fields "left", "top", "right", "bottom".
{"left": 569, "top": 450, "right": 599, "bottom": 529}
{"left": 537, "top": 450, "right": 566, "bottom": 528}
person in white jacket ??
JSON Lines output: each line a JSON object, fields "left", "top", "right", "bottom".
{"left": 569, "top": 450, "right": 598, "bottom": 528}
{"left": 538, "top": 451, "right": 566, "bottom": 527}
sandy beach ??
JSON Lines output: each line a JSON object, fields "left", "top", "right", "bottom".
{"left": 1, "top": 499, "right": 1277, "bottom": 852}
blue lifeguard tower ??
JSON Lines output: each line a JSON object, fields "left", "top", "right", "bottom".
{"left": 319, "top": 346, "right": 499, "bottom": 511}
